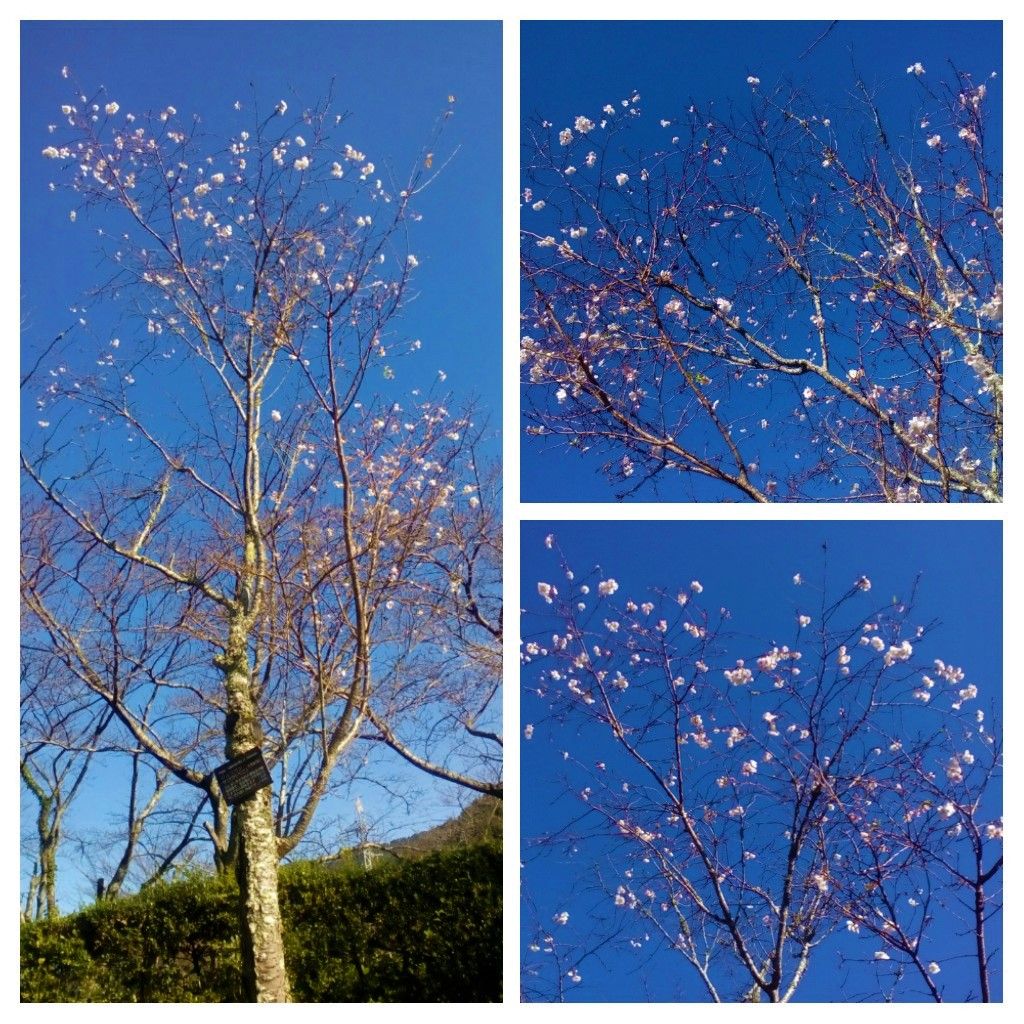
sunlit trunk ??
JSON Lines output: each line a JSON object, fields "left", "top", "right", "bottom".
{"left": 234, "top": 788, "right": 290, "bottom": 1001}
{"left": 220, "top": 615, "right": 290, "bottom": 1003}
{"left": 38, "top": 826, "right": 59, "bottom": 919}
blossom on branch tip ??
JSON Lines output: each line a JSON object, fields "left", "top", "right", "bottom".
{"left": 724, "top": 661, "right": 753, "bottom": 686}
{"left": 883, "top": 640, "right": 913, "bottom": 667}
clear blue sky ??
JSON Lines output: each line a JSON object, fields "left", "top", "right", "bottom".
{"left": 20, "top": 21, "right": 501, "bottom": 909}
{"left": 521, "top": 520, "right": 1002, "bottom": 1001}
{"left": 22, "top": 20, "right": 502, "bottom": 448}
{"left": 520, "top": 20, "right": 1003, "bottom": 501}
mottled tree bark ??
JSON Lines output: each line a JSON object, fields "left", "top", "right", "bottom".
{"left": 21, "top": 762, "right": 60, "bottom": 919}
{"left": 234, "top": 788, "right": 290, "bottom": 1002}
{"left": 38, "top": 833, "right": 58, "bottom": 920}
{"left": 219, "top": 610, "right": 290, "bottom": 1003}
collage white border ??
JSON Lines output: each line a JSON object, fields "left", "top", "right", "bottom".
{"left": 5, "top": 2, "right": 1018, "bottom": 1015}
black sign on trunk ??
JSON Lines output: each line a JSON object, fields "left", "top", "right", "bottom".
{"left": 213, "top": 748, "right": 273, "bottom": 806}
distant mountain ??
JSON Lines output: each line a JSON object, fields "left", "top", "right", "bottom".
{"left": 325, "top": 795, "right": 501, "bottom": 871}
{"left": 389, "top": 795, "right": 502, "bottom": 856}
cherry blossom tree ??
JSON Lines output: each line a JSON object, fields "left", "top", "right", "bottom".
{"left": 521, "top": 541, "right": 1001, "bottom": 1001}
{"left": 364, "top": 455, "right": 503, "bottom": 796}
{"left": 521, "top": 66, "right": 1001, "bottom": 501}
{"left": 25, "top": 77, "right": 499, "bottom": 1000}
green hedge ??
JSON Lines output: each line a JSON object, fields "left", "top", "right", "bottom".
{"left": 21, "top": 843, "right": 501, "bottom": 1003}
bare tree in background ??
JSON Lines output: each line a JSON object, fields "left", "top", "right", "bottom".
{"left": 521, "top": 67, "right": 1001, "bottom": 501}
{"left": 22, "top": 498, "right": 181, "bottom": 914}
{"left": 20, "top": 661, "right": 112, "bottom": 921}
{"left": 26, "top": 78, "right": 500, "bottom": 1001}
{"left": 521, "top": 547, "right": 1001, "bottom": 1001}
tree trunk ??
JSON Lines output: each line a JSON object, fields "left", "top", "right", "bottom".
{"left": 39, "top": 829, "right": 59, "bottom": 919}
{"left": 219, "top": 616, "right": 290, "bottom": 1003}
{"left": 234, "top": 789, "right": 290, "bottom": 1002}
{"left": 22, "top": 763, "right": 60, "bottom": 919}
{"left": 24, "top": 864, "right": 40, "bottom": 922}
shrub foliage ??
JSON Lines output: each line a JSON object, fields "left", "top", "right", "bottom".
{"left": 21, "top": 844, "right": 501, "bottom": 1003}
